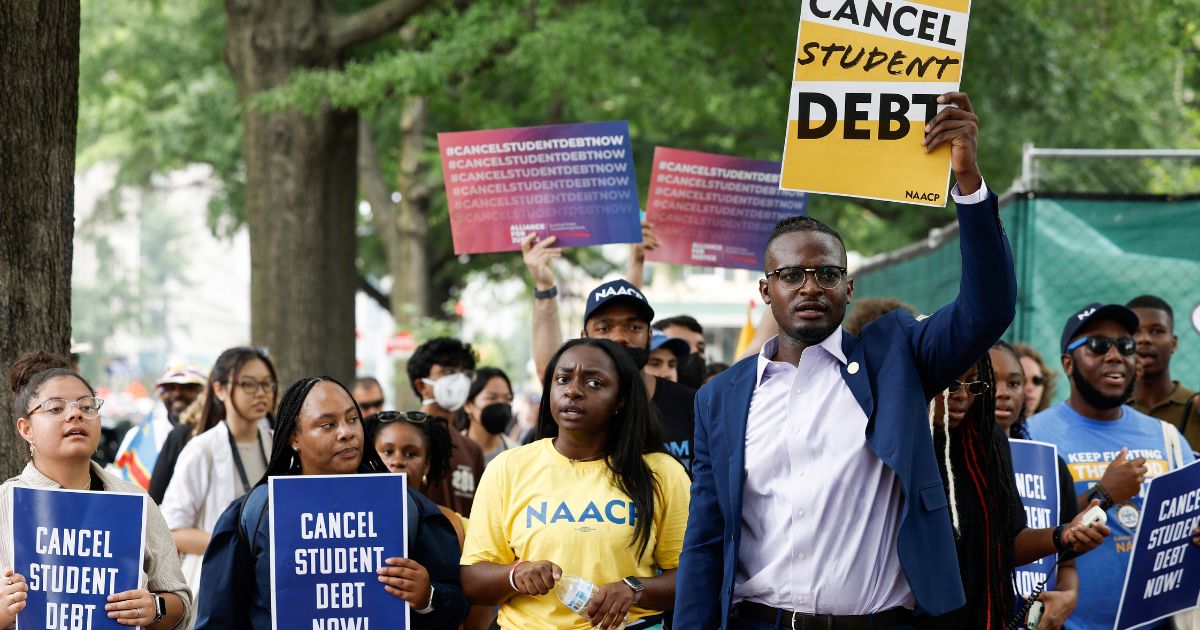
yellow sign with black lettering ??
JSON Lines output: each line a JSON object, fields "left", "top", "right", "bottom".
{"left": 779, "top": 0, "right": 973, "bottom": 206}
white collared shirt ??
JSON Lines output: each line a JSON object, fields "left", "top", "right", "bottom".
{"left": 734, "top": 330, "right": 914, "bottom": 614}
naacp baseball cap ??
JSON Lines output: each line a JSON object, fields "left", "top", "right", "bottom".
{"left": 1060, "top": 302, "right": 1140, "bottom": 354}
{"left": 650, "top": 333, "right": 690, "bottom": 360}
{"left": 583, "top": 279, "right": 655, "bottom": 326}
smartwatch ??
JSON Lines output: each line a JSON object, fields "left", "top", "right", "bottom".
{"left": 622, "top": 576, "right": 644, "bottom": 604}
{"left": 153, "top": 594, "right": 167, "bottom": 623}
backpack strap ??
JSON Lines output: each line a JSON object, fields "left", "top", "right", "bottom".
{"left": 1161, "top": 420, "right": 1184, "bottom": 471}
{"left": 239, "top": 485, "right": 270, "bottom": 553}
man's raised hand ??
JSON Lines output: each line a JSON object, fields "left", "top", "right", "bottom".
{"left": 922, "top": 91, "right": 981, "bottom": 195}
{"left": 521, "top": 233, "right": 562, "bottom": 292}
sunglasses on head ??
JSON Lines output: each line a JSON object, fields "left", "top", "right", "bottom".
{"left": 1065, "top": 335, "right": 1136, "bottom": 357}
{"left": 948, "top": 380, "right": 989, "bottom": 395}
{"left": 369, "top": 411, "right": 431, "bottom": 425}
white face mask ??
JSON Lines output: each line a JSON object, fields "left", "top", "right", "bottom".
{"left": 421, "top": 372, "right": 472, "bottom": 412}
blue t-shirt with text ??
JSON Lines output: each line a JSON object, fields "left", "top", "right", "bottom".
{"left": 1027, "top": 403, "right": 1195, "bottom": 630}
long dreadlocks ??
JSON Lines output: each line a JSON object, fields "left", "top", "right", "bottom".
{"left": 932, "top": 351, "right": 1023, "bottom": 628}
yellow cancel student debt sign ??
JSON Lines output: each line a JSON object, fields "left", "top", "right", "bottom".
{"left": 780, "top": 0, "right": 972, "bottom": 206}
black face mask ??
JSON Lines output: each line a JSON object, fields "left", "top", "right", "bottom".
{"left": 480, "top": 403, "right": 513, "bottom": 435}
{"left": 677, "top": 352, "right": 706, "bottom": 390}
{"left": 623, "top": 345, "right": 649, "bottom": 369}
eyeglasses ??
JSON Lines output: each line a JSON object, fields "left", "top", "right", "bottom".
{"left": 233, "top": 379, "right": 277, "bottom": 395}
{"left": 1065, "top": 336, "right": 1136, "bottom": 357}
{"left": 948, "top": 380, "right": 989, "bottom": 395}
{"left": 764, "top": 266, "right": 848, "bottom": 291}
{"left": 1030, "top": 375, "right": 1046, "bottom": 386}
{"left": 371, "top": 411, "right": 431, "bottom": 425}
{"left": 26, "top": 396, "right": 105, "bottom": 418}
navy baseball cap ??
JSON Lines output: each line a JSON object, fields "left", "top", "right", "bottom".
{"left": 1060, "top": 302, "right": 1140, "bottom": 353}
{"left": 583, "top": 279, "right": 655, "bottom": 326}
{"left": 650, "top": 333, "right": 690, "bottom": 360}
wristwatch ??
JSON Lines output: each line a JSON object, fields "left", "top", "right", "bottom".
{"left": 533, "top": 285, "right": 558, "bottom": 299}
{"left": 622, "top": 576, "right": 644, "bottom": 604}
{"left": 152, "top": 594, "right": 167, "bottom": 623}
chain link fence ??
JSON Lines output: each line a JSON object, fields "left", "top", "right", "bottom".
{"left": 852, "top": 148, "right": 1200, "bottom": 405}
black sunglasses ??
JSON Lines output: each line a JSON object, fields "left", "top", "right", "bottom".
{"left": 370, "top": 410, "right": 431, "bottom": 425}
{"left": 1065, "top": 335, "right": 1136, "bottom": 357}
{"left": 1030, "top": 375, "right": 1046, "bottom": 386}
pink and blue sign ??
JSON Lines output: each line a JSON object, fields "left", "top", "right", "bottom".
{"left": 438, "top": 121, "right": 642, "bottom": 255}
{"left": 644, "top": 147, "right": 807, "bottom": 270}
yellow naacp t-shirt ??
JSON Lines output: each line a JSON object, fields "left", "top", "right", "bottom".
{"left": 461, "top": 438, "right": 691, "bottom": 629}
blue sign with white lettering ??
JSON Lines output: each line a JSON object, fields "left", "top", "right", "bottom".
{"left": 1010, "top": 439, "right": 1061, "bottom": 601}
{"left": 270, "top": 474, "right": 409, "bottom": 630}
{"left": 11, "top": 487, "right": 145, "bottom": 630}
{"left": 1114, "top": 460, "right": 1200, "bottom": 629}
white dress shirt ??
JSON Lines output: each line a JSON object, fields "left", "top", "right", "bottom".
{"left": 734, "top": 330, "right": 915, "bottom": 614}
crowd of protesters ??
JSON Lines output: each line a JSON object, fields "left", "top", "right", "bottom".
{"left": 3, "top": 92, "right": 1200, "bottom": 630}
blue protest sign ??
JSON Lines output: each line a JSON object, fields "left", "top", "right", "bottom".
{"left": 1115, "top": 460, "right": 1200, "bottom": 629}
{"left": 11, "top": 487, "right": 146, "bottom": 630}
{"left": 270, "top": 473, "right": 409, "bottom": 630}
{"left": 1009, "top": 439, "right": 1061, "bottom": 600}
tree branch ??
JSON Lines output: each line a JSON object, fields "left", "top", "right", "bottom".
{"left": 328, "top": 0, "right": 433, "bottom": 51}
{"left": 357, "top": 273, "right": 392, "bottom": 314}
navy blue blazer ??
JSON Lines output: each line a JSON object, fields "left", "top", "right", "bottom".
{"left": 674, "top": 192, "right": 1015, "bottom": 628}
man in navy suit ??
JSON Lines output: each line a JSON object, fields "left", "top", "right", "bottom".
{"left": 675, "top": 92, "right": 1016, "bottom": 629}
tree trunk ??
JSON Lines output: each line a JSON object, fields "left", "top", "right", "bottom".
{"left": 393, "top": 97, "right": 433, "bottom": 321}
{"left": 359, "top": 98, "right": 436, "bottom": 325}
{"left": 224, "top": 0, "right": 359, "bottom": 388}
{"left": 0, "top": 0, "right": 79, "bottom": 478}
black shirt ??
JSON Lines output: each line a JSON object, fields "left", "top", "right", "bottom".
{"left": 149, "top": 422, "right": 195, "bottom": 504}
{"left": 652, "top": 376, "right": 696, "bottom": 472}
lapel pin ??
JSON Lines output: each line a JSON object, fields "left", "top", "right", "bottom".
{"left": 847, "top": 361, "right": 860, "bottom": 375}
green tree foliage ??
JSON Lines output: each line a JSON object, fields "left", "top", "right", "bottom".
{"left": 78, "top": 0, "right": 243, "bottom": 235}
{"left": 79, "top": 0, "right": 1200, "bottom": 313}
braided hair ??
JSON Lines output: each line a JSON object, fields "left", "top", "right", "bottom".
{"left": 933, "top": 351, "right": 1021, "bottom": 626}
{"left": 257, "top": 376, "right": 385, "bottom": 485}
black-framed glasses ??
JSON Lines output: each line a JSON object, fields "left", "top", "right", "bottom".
{"left": 232, "top": 379, "right": 278, "bottom": 395}
{"left": 26, "top": 396, "right": 105, "bottom": 418}
{"left": 371, "top": 411, "right": 431, "bottom": 425}
{"left": 765, "top": 265, "right": 848, "bottom": 290}
{"left": 1065, "top": 335, "right": 1136, "bottom": 357}
{"left": 948, "top": 380, "right": 989, "bottom": 395}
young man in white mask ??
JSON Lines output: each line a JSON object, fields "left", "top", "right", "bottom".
{"left": 407, "top": 337, "right": 487, "bottom": 516}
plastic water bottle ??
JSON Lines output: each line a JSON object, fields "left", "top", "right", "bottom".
{"left": 555, "top": 575, "right": 627, "bottom": 628}
{"left": 554, "top": 575, "right": 597, "bottom": 615}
